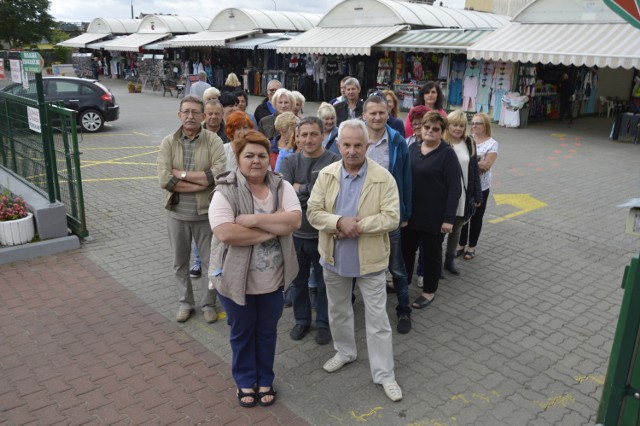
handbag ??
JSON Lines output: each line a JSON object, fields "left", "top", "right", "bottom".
{"left": 459, "top": 164, "right": 476, "bottom": 224}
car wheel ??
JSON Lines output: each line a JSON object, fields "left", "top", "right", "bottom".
{"left": 79, "top": 109, "right": 104, "bottom": 133}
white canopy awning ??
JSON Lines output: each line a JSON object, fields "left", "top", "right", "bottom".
{"left": 467, "top": 22, "right": 640, "bottom": 69}
{"left": 277, "top": 26, "right": 407, "bottom": 56}
{"left": 57, "top": 33, "right": 111, "bottom": 48}
{"left": 376, "top": 29, "right": 493, "bottom": 54}
{"left": 162, "top": 30, "right": 260, "bottom": 47}
{"left": 98, "top": 33, "right": 171, "bottom": 52}
{"left": 225, "top": 34, "right": 294, "bottom": 50}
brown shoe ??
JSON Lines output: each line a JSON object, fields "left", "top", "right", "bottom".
{"left": 203, "top": 309, "right": 217, "bottom": 324}
{"left": 176, "top": 308, "right": 193, "bottom": 323}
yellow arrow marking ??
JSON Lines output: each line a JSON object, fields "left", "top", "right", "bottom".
{"left": 489, "top": 194, "right": 547, "bottom": 224}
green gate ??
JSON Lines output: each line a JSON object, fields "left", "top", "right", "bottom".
{"left": 0, "top": 74, "right": 88, "bottom": 237}
{"left": 597, "top": 252, "right": 640, "bottom": 425}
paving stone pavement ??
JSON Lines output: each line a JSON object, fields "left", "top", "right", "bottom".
{"left": 1, "top": 78, "right": 639, "bottom": 425}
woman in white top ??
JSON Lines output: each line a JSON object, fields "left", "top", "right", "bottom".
{"left": 442, "top": 110, "right": 482, "bottom": 274}
{"left": 457, "top": 112, "right": 498, "bottom": 260}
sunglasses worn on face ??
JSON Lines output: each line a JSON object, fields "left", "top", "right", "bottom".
{"left": 423, "top": 125, "right": 442, "bottom": 132}
{"left": 471, "top": 122, "right": 484, "bottom": 126}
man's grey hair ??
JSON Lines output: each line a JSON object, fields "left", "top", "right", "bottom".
{"left": 344, "top": 77, "right": 360, "bottom": 89}
{"left": 198, "top": 71, "right": 207, "bottom": 80}
{"left": 205, "top": 99, "right": 223, "bottom": 109}
{"left": 179, "top": 95, "right": 204, "bottom": 111}
{"left": 267, "top": 79, "right": 282, "bottom": 89}
{"left": 338, "top": 119, "right": 369, "bottom": 145}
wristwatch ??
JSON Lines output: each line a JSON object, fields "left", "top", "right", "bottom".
{"left": 180, "top": 171, "right": 187, "bottom": 180}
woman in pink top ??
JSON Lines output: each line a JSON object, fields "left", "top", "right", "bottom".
{"left": 404, "top": 81, "right": 447, "bottom": 138}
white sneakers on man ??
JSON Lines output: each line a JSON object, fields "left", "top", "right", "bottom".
{"left": 382, "top": 380, "right": 403, "bottom": 402}
{"left": 323, "top": 354, "right": 353, "bottom": 373}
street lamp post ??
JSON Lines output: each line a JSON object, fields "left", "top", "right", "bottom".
{"left": 271, "top": 0, "right": 276, "bottom": 10}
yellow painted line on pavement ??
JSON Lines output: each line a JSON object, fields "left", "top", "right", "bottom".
{"left": 489, "top": 193, "right": 547, "bottom": 224}
{"left": 79, "top": 150, "right": 159, "bottom": 171}
{"left": 82, "top": 146, "right": 159, "bottom": 150}
{"left": 82, "top": 176, "right": 157, "bottom": 182}
{"left": 133, "top": 131, "right": 149, "bottom": 136}
{"left": 81, "top": 133, "right": 137, "bottom": 137}
{"left": 81, "top": 161, "right": 157, "bottom": 166}
{"left": 350, "top": 407, "right": 383, "bottom": 422}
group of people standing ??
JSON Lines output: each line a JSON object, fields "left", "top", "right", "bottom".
{"left": 157, "top": 75, "right": 499, "bottom": 408}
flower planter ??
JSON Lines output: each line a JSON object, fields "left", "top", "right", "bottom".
{"left": 0, "top": 212, "right": 35, "bottom": 246}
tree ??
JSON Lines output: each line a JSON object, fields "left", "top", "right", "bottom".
{"left": 0, "top": 0, "right": 55, "bottom": 49}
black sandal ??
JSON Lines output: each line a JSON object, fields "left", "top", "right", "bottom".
{"left": 237, "top": 388, "right": 257, "bottom": 408}
{"left": 257, "top": 387, "right": 277, "bottom": 407}
{"left": 412, "top": 295, "right": 434, "bottom": 309}
{"left": 455, "top": 248, "right": 465, "bottom": 258}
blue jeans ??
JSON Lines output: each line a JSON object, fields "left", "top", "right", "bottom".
{"left": 191, "top": 240, "right": 201, "bottom": 268}
{"left": 217, "top": 289, "right": 284, "bottom": 389}
{"left": 389, "top": 228, "right": 411, "bottom": 318}
{"left": 290, "top": 237, "right": 328, "bottom": 329}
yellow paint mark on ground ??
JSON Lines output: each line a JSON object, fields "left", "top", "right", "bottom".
{"left": 489, "top": 193, "right": 547, "bottom": 224}
{"left": 550, "top": 133, "right": 566, "bottom": 137}
{"left": 351, "top": 407, "right": 383, "bottom": 422}
{"left": 82, "top": 146, "right": 159, "bottom": 150}
{"left": 575, "top": 375, "right": 605, "bottom": 385}
{"left": 79, "top": 150, "right": 159, "bottom": 171}
{"left": 534, "top": 393, "right": 575, "bottom": 410}
{"left": 81, "top": 161, "right": 157, "bottom": 166}
{"left": 133, "top": 131, "right": 149, "bottom": 136}
{"left": 81, "top": 133, "right": 137, "bottom": 137}
{"left": 217, "top": 311, "right": 226, "bottom": 320}
{"left": 82, "top": 176, "right": 158, "bottom": 182}
{"left": 175, "top": 330, "right": 191, "bottom": 341}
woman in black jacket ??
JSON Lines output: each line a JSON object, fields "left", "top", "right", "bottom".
{"left": 401, "top": 111, "right": 461, "bottom": 310}
{"left": 442, "top": 110, "right": 483, "bottom": 275}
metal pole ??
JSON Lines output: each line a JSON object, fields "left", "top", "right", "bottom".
{"left": 35, "top": 72, "right": 57, "bottom": 203}
{"left": 271, "top": 0, "right": 276, "bottom": 10}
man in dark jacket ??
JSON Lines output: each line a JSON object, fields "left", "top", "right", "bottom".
{"left": 362, "top": 94, "right": 413, "bottom": 334}
{"left": 254, "top": 79, "right": 281, "bottom": 124}
{"left": 334, "top": 77, "right": 363, "bottom": 126}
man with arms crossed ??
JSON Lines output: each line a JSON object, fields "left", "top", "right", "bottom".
{"left": 307, "top": 119, "right": 403, "bottom": 402}
{"left": 158, "top": 95, "right": 226, "bottom": 323}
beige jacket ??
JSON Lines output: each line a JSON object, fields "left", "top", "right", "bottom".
{"left": 157, "top": 127, "right": 226, "bottom": 215}
{"left": 307, "top": 158, "right": 400, "bottom": 276}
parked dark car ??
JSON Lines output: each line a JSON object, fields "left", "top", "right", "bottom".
{"left": 1, "top": 76, "right": 119, "bottom": 133}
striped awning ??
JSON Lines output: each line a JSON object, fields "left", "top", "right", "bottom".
{"left": 225, "top": 34, "right": 294, "bottom": 50}
{"left": 162, "top": 30, "right": 260, "bottom": 47}
{"left": 277, "top": 26, "right": 407, "bottom": 56}
{"left": 467, "top": 22, "right": 640, "bottom": 69}
{"left": 376, "top": 29, "right": 493, "bottom": 54}
{"left": 98, "top": 33, "right": 171, "bottom": 52}
{"left": 57, "top": 33, "right": 111, "bottom": 48}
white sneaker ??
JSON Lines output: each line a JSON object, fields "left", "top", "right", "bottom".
{"left": 382, "top": 380, "right": 403, "bottom": 402}
{"left": 323, "top": 354, "right": 352, "bottom": 373}
{"left": 416, "top": 276, "right": 423, "bottom": 288}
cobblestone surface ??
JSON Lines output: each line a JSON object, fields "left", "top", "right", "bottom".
{"left": 1, "top": 78, "right": 638, "bottom": 425}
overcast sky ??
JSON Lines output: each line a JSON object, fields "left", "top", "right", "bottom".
{"left": 50, "top": 0, "right": 465, "bottom": 23}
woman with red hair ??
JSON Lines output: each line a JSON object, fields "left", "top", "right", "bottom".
{"left": 224, "top": 111, "right": 255, "bottom": 171}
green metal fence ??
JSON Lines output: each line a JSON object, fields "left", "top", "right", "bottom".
{"left": 597, "top": 252, "right": 640, "bottom": 425}
{"left": 0, "top": 75, "right": 88, "bottom": 238}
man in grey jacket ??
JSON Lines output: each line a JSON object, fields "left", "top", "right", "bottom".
{"left": 280, "top": 117, "right": 340, "bottom": 345}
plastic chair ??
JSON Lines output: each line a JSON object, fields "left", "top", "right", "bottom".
{"left": 600, "top": 96, "right": 615, "bottom": 118}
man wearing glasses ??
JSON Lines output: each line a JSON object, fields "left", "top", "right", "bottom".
{"left": 158, "top": 95, "right": 227, "bottom": 324}
{"left": 254, "top": 79, "right": 282, "bottom": 124}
